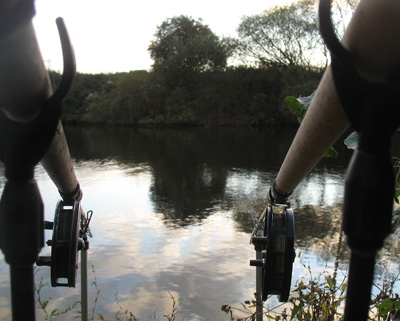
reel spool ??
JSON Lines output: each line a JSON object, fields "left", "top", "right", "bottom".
{"left": 37, "top": 200, "right": 85, "bottom": 287}
{"left": 250, "top": 205, "right": 295, "bottom": 302}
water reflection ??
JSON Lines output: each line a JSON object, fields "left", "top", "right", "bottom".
{"left": 66, "top": 127, "right": 301, "bottom": 228}
{"left": 0, "top": 127, "right": 399, "bottom": 320}
{"left": 65, "top": 126, "right": 352, "bottom": 227}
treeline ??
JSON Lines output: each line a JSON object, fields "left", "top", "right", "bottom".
{"left": 52, "top": 0, "right": 353, "bottom": 127}
{"left": 55, "top": 65, "right": 322, "bottom": 127}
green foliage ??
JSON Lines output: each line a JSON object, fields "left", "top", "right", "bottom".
{"left": 72, "top": 65, "right": 321, "bottom": 127}
{"left": 63, "top": 72, "right": 121, "bottom": 123}
{"left": 375, "top": 299, "right": 400, "bottom": 320}
{"left": 370, "top": 270, "right": 400, "bottom": 321}
{"left": 284, "top": 96, "right": 309, "bottom": 124}
{"left": 194, "top": 66, "right": 288, "bottom": 126}
{"left": 221, "top": 263, "right": 347, "bottom": 321}
{"left": 225, "top": 264, "right": 400, "bottom": 321}
{"left": 82, "top": 70, "right": 166, "bottom": 126}
{"left": 284, "top": 91, "right": 315, "bottom": 122}
{"left": 35, "top": 275, "right": 80, "bottom": 320}
{"left": 284, "top": 92, "right": 338, "bottom": 158}
{"left": 289, "top": 264, "right": 347, "bottom": 321}
{"left": 148, "top": 15, "right": 230, "bottom": 89}
{"left": 393, "top": 158, "right": 400, "bottom": 206}
{"left": 53, "top": 2, "right": 328, "bottom": 128}
{"left": 163, "top": 291, "right": 180, "bottom": 321}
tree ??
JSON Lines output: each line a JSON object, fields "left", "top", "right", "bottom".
{"left": 148, "top": 15, "right": 230, "bottom": 88}
{"left": 237, "top": 0, "right": 358, "bottom": 70}
{"left": 237, "top": 0, "right": 326, "bottom": 69}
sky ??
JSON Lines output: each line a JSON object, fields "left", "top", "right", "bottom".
{"left": 32, "top": 0, "right": 294, "bottom": 74}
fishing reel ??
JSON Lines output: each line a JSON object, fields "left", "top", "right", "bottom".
{"left": 250, "top": 205, "right": 295, "bottom": 302}
{"left": 37, "top": 200, "right": 92, "bottom": 287}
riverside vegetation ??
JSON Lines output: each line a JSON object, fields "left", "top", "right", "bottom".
{"left": 52, "top": 65, "right": 322, "bottom": 128}
{"left": 52, "top": 1, "right": 356, "bottom": 127}
{"left": 51, "top": 0, "right": 350, "bottom": 127}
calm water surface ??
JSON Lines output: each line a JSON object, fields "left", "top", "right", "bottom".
{"left": 0, "top": 127, "right": 399, "bottom": 320}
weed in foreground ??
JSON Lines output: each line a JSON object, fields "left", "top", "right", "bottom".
{"left": 35, "top": 275, "right": 80, "bottom": 320}
{"left": 223, "top": 227, "right": 400, "bottom": 321}
{"left": 34, "top": 265, "right": 180, "bottom": 321}
{"left": 223, "top": 265, "right": 400, "bottom": 320}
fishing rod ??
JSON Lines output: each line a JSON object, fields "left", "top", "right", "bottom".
{"left": 0, "top": 1, "right": 92, "bottom": 320}
{"left": 249, "top": 0, "right": 400, "bottom": 319}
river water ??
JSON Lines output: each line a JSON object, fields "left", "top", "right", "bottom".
{"left": 0, "top": 127, "right": 399, "bottom": 320}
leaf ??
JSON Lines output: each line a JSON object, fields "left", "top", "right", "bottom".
{"left": 291, "top": 305, "right": 299, "bottom": 318}
{"left": 285, "top": 92, "right": 338, "bottom": 158}
{"left": 395, "top": 190, "right": 400, "bottom": 204}
{"left": 376, "top": 300, "right": 394, "bottom": 316}
{"left": 394, "top": 307, "right": 400, "bottom": 319}
{"left": 297, "top": 92, "right": 315, "bottom": 111}
{"left": 284, "top": 96, "right": 307, "bottom": 123}
{"left": 284, "top": 91, "right": 315, "bottom": 122}
{"left": 344, "top": 126, "right": 400, "bottom": 151}
{"left": 324, "top": 146, "right": 339, "bottom": 158}
{"left": 344, "top": 131, "right": 358, "bottom": 150}
{"left": 325, "top": 275, "right": 333, "bottom": 289}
